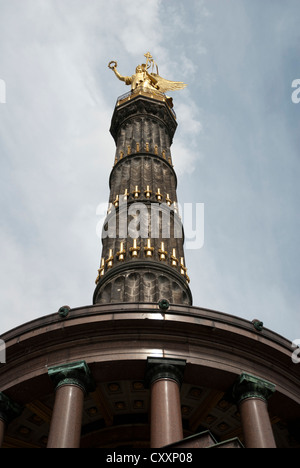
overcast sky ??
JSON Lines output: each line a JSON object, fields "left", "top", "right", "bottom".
{"left": 0, "top": 0, "right": 299, "bottom": 343}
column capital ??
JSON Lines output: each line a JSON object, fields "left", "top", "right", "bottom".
{"left": 145, "top": 357, "right": 186, "bottom": 388}
{"left": 232, "top": 372, "right": 276, "bottom": 405}
{"left": 48, "top": 360, "right": 96, "bottom": 395}
{"left": 0, "top": 392, "right": 22, "bottom": 424}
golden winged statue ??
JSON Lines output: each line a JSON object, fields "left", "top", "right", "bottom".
{"left": 108, "top": 52, "right": 187, "bottom": 95}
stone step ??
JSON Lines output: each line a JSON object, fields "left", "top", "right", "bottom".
{"left": 208, "top": 437, "right": 244, "bottom": 449}
{"left": 163, "top": 430, "right": 218, "bottom": 448}
{"left": 163, "top": 431, "right": 244, "bottom": 449}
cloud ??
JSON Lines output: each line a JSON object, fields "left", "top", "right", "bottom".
{"left": 0, "top": 0, "right": 201, "bottom": 331}
{"left": 0, "top": 0, "right": 299, "bottom": 344}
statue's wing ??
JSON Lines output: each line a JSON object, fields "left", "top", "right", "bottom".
{"left": 151, "top": 73, "right": 187, "bottom": 93}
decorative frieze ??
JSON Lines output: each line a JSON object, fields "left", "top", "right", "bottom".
{"left": 111, "top": 186, "right": 178, "bottom": 204}
{"left": 95, "top": 238, "right": 190, "bottom": 286}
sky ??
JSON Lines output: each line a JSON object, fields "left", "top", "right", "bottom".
{"left": 0, "top": 0, "right": 299, "bottom": 343}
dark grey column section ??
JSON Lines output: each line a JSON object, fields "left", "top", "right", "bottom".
{"left": 94, "top": 93, "right": 192, "bottom": 306}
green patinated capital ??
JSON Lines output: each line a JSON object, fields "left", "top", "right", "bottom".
{"left": 0, "top": 393, "right": 22, "bottom": 424}
{"left": 232, "top": 372, "right": 276, "bottom": 405}
{"left": 145, "top": 357, "right": 186, "bottom": 388}
{"left": 48, "top": 360, "right": 96, "bottom": 395}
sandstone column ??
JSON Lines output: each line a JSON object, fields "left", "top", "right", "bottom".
{"left": 146, "top": 357, "right": 186, "bottom": 448}
{"left": 47, "top": 361, "right": 95, "bottom": 448}
{"left": 233, "top": 372, "right": 276, "bottom": 448}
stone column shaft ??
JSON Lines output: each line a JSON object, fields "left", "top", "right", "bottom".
{"left": 47, "top": 384, "right": 85, "bottom": 449}
{"left": 150, "top": 378, "right": 183, "bottom": 447}
{"left": 146, "top": 357, "right": 186, "bottom": 448}
{"left": 233, "top": 372, "right": 276, "bottom": 449}
{"left": 47, "top": 360, "right": 95, "bottom": 449}
{"left": 239, "top": 396, "right": 276, "bottom": 448}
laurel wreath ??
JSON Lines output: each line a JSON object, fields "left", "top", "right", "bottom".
{"left": 108, "top": 61, "right": 117, "bottom": 70}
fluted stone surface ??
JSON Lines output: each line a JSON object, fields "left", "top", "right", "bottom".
{"left": 94, "top": 93, "right": 192, "bottom": 305}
